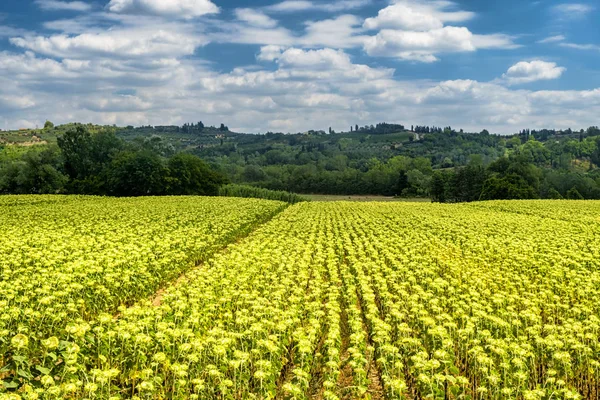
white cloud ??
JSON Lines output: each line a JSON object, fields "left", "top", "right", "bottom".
{"left": 5, "top": 39, "right": 600, "bottom": 133}
{"left": 212, "top": 14, "right": 366, "bottom": 49}
{"left": 106, "top": 0, "right": 219, "bottom": 19}
{"left": 0, "top": 51, "right": 81, "bottom": 79}
{"left": 528, "top": 88, "right": 600, "bottom": 107}
{"left": 4, "top": 41, "right": 598, "bottom": 135}
{"left": 536, "top": 34, "right": 600, "bottom": 52}
{"left": 552, "top": 3, "right": 594, "bottom": 18}
{"left": 35, "top": 0, "right": 92, "bottom": 12}
{"left": 268, "top": 47, "right": 354, "bottom": 70}
{"left": 212, "top": 24, "right": 295, "bottom": 46}
{"left": 472, "top": 34, "right": 519, "bottom": 50}
{"left": 363, "top": 0, "right": 474, "bottom": 31}
{"left": 10, "top": 25, "right": 206, "bottom": 59}
{"left": 0, "top": 26, "right": 30, "bottom": 37}
{"left": 257, "top": 45, "right": 287, "bottom": 61}
{"left": 266, "top": 0, "right": 371, "bottom": 13}
{"left": 364, "top": 27, "right": 477, "bottom": 62}
{"left": 0, "top": 2, "right": 594, "bottom": 133}
{"left": 538, "top": 35, "right": 565, "bottom": 44}
{"left": 234, "top": 9, "right": 278, "bottom": 28}
{"left": 81, "top": 96, "right": 153, "bottom": 112}
{"left": 361, "top": 0, "right": 516, "bottom": 62}
{"left": 300, "top": 15, "right": 368, "bottom": 48}
{"left": 560, "top": 42, "right": 600, "bottom": 52}
{"left": 0, "top": 95, "right": 36, "bottom": 111}
{"left": 502, "top": 60, "right": 566, "bottom": 85}
{"left": 266, "top": 0, "right": 313, "bottom": 12}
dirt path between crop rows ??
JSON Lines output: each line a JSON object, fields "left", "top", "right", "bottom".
{"left": 115, "top": 204, "right": 288, "bottom": 316}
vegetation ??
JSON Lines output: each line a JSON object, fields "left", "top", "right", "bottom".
{"left": 219, "top": 184, "right": 308, "bottom": 204}
{"left": 2, "top": 122, "right": 600, "bottom": 200}
{"left": 0, "top": 195, "right": 286, "bottom": 396}
{"left": 1, "top": 199, "right": 600, "bottom": 398}
{"left": 431, "top": 143, "right": 600, "bottom": 202}
{"left": 0, "top": 126, "right": 228, "bottom": 197}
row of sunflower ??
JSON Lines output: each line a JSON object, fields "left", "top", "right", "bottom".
{"left": 0, "top": 195, "right": 287, "bottom": 396}
{"left": 336, "top": 201, "right": 600, "bottom": 399}
{"left": 3, "top": 199, "right": 600, "bottom": 399}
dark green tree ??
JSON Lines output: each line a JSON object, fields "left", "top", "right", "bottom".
{"left": 547, "top": 188, "right": 563, "bottom": 199}
{"left": 566, "top": 187, "right": 584, "bottom": 200}
{"left": 591, "top": 137, "right": 600, "bottom": 168}
{"left": 430, "top": 171, "right": 448, "bottom": 203}
{"left": 480, "top": 174, "right": 538, "bottom": 200}
{"left": 57, "top": 125, "right": 93, "bottom": 181}
{"left": 108, "top": 151, "right": 168, "bottom": 196}
{"left": 0, "top": 146, "right": 66, "bottom": 194}
{"left": 57, "top": 126, "right": 122, "bottom": 193}
{"left": 167, "top": 153, "right": 228, "bottom": 196}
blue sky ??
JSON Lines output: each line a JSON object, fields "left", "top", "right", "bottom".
{"left": 0, "top": 0, "right": 599, "bottom": 133}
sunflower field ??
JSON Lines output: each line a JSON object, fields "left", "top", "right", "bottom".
{"left": 1, "top": 198, "right": 600, "bottom": 400}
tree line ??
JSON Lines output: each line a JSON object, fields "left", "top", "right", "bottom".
{"left": 0, "top": 126, "right": 227, "bottom": 196}
{"left": 431, "top": 139, "right": 600, "bottom": 202}
{"left": 3, "top": 123, "right": 600, "bottom": 201}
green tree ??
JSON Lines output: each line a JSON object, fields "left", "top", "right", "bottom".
{"left": 57, "top": 125, "right": 93, "bottom": 181}
{"left": 57, "top": 126, "right": 123, "bottom": 193}
{"left": 480, "top": 174, "right": 538, "bottom": 200}
{"left": 0, "top": 146, "right": 66, "bottom": 194}
{"left": 547, "top": 188, "right": 563, "bottom": 199}
{"left": 430, "top": 171, "right": 448, "bottom": 203}
{"left": 591, "top": 137, "right": 600, "bottom": 168}
{"left": 108, "top": 151, "right": 168, "bottom": 196}
{"left": 57, "top": 126, "right": 122, "bottom": 180}
{"left": 566, "top": 187, "right": 584, "bottom": 200}
{"left": 44, "top": 120, "right": 54, "bottom": 130}
{"left": 167, "top": 153, "right": 228, "bottom": 196}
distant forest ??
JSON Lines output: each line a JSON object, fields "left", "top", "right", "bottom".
{"left": 2, "top": 121, "right": 600, "bottom": 201}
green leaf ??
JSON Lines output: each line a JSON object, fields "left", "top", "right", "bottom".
{"left": 17, "top": 369, "right": 34, "bottom": 380}
{"left": 35, "top": 366, "right": 51, "bottom": 375}
{"left": 3, "top": 380, "right": 20, "bottom": 389}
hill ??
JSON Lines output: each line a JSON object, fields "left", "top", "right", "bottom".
{"left": 2, "top": 122, "right": 600, "bottom": 200}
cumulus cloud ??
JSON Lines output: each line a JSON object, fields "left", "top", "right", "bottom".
{"left": 10, "top": 25, "right": 206, "bottom": 59}
{"left": 0, "top": 25, "right": 30, "bottom": 37}
{"left": 81, "top": 96, "right": 153, "bottom": 112}
{"left": 300, "top": 15, "right": 368, "bottom": 49}
{"left": 3, "top": 41, "right": 598, "bottom": 135}
{"left": 106, "top": 0, "right": 219, "bottom": 19}
{"left": 0, "top": 2, "right": 594, "bottom": 133}
{"left": 266, "top": 0, "right": 371, "bottom": 13}
{"left": 213, "top": 14, "right": 366, "bottom": 49}
{"left": 361, "top": 0, "right": 516, "bottom": 62}
{"left": 257, "top": 45, "right": 287, "bottom": 61}
{"left": 363, "top": 0, "right": 474, "bottom": 31}
{"left": 502, "top": 60, "right": 566, "bottom": 85}
{"left": 35, "top": 0, "right": 92, "bottom": 12}
{"left": 234, "top": 8, "right": 278, "bottom": 28}
{"left": 264, "top": 47, "right": 353, "bottom": 70}
{"left": 211, "top": 24, "right": 295, "bottom": 46}
{"left": 364, "top": 27, "right": 479, "bottom": 62}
